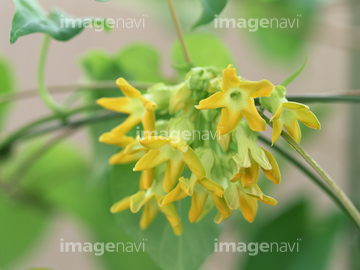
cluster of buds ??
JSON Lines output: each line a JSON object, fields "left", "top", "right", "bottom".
{"left": 97, "top": 65, "right": 320, "bottom": 235}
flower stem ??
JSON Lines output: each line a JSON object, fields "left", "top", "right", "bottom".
{"left": 37, "top": 35, "right": 65, "bottom": 117}
{"left": 259, "top": 111, "right": 360, "bottom": 229}
{"left": 166, "top": 0, "right": 192, "bottom": 65}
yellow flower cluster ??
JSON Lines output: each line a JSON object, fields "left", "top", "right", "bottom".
{"left": 97, "top": 65, "right": 320, "bottom": 235}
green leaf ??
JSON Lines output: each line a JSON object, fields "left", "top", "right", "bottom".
{"left": 115, "top": 44, "right": 164, "bottom": 82}
{"left": 0, "top": 55, "right": 15, "bottom": 132}
{"left": 281, "top": 57, "right": 308, "bottom": 87}
{"left": 239, "top": 0, "right": 318, "bottom": 61}
{"left": 10, "top": 0, "right": 92, "bottom": 44}
{"left": 192, "top": 0, "right": 228, "bottom": 30}
{"left": 241, "top": 199, "right": 343, "bottom": 270}
{"left": 110, "top": 164, "right": 221, "bottom": 270}
{"left": 171, "top": 34, "right": 234, "bottom": 75}
{"left": 0, "top": 193, "right": 49, "bottom": 268}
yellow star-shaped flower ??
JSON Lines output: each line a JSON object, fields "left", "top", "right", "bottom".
{"left": 196, "top": 65, "right": 274, "bottom": 135}
{"left": 97, "top": 78, "right": 157, "bottom": 138}
{"left": 271, "top": 102, "right": 321, "bottom": 144}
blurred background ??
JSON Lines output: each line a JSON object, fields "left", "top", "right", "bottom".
{"left": 0, "top": 0, "right": 359, "bottom": 269}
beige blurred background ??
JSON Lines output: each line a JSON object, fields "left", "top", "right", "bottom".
{"left": 0, "top": 0, "right": 355, "bottom": 269}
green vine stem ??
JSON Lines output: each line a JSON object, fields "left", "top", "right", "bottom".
{"left": 167, "top": 0, "right": 192, "bottom": 65}
{"left": 37, "top": 35, "right": 65, "bottom": 117}
{"left": 258, "top": 135, "right": 349, "bottom": 217}
{"left": 259, "top": 111, "right": 360, "bottom": 229}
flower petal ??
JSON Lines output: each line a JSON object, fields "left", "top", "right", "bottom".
{"left": 134, "top": 149, "right": 169, "bottom": 171}
{"left": 139, "top": 136, "right": 169, "bottom": 149}
{"left": 116, "top": 78, "right": 142, "bottom": 98}
{"left": 111, "top": 115, "right": 142, "bottom": 136}
{"left": 189, "top": 186, "right": 208, "bottom": 223}
{"left": 242, "top": 100, "right": 267, "bottom": 131}
{"left": 96, "top": 97, "right": 132, "bottom": 113}
{"left": 261, "top": 148, "right": 281, "bottom": 184}
{"left": 196, "top": 91, "right": 227, "bottom": 110}
{"left": 163, "top": 159, "right": 185, "bottom": 192}
{"left": 240, "top": 160, "right": 260, "bottom": 189}
{"left": 221, "top": 65, "right": 241, "bottom": 92}
{"left": 239, "top": 191, "right": 258, "bottom": 223}
{"left": 140, "top": 169, "right": 155, "bottom": 190}
{"left": 284, "top": 119, "right": 301, "bottom": 144}
{"left": 182, "top": 147, "right": 207, "bottom": 179}
{"left": 140, "top": 200, "right": 159, "bottom": 229}
{"left": 130, "top": 191, "right": 153, "bottom": 213}
{"left": 159, "top": 203, "right": 182, "bottom": 235}
{"left": 296, "top": 109, "right": 321, "bottom": 130}
{"left": 239, "top": 79, "right": 274, "bottom": 98}
{"left": 99, "top": 132, "right": 134, "bottom": 147}
{"left": 217, "top": 107, "right": 243, "bottom": 136}
{"left": 271, "top": 119, "right": 283, "bottom": 145}
{"left": 110, "top": 197, "right": 131, "bottom": 213}
{"left": 282, "top": 101, "right": 309, "bottom": 111}
{"left": 142, "top": 108, "right": 156, "bottom": 132}
{"left": 109, "top": 149, "right": 144, "bottom": 165}
{"left": 179, "top": 176, "right": 198, "bottom": 196}
{"left": 198, "top": 177, "right": 225, "bottom": 197}
{"left": 159, "top": 183, "right": 188, "bottom": 207}
{"left": 210, "top": 193, "right": 232, "bottom": 220}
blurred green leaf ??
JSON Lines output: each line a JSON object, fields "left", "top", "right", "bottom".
{"left": 115, "top": 44, "right": 164, "bottom": 82}
{"left": 239, "top": 0, "right": 318, "bottom": 61}
{"left": 241, "top": 200, "right": 342, "bottom": 270}
{"left": 171, "top": 34, "right": 234, "bottom": 75}
{"left": 192, "top": 0, "right": 228, "bottom": 30}
{"left": 110, "top": 164, "right": 221, "bottom": 270}
{"left": 0, "top": 193, "right": 49, "bottom": 268}
{"left": 0, "top": 55, "right": 15, "bottom": 132}
{"left": 10, "top": 0, "right": 94, "bottom": 44}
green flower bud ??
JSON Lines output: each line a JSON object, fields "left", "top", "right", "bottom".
{"left": 147, "top": 83, "right": 172, "bottom": 113}
{"left": 259, "top": 85, "right": 288, "bottom": 114}
{"left": 167, "top": 116, "right": 195, "bottom": 144}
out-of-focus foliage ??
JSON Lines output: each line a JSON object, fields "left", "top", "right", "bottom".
{"left": 0, "top": 56, "right": 15, "bottom": 133}
{"left": 241, "top": 200, "right": 343, "bottom": 270}
{"left": 192, "top": 0, "right": 228, "bottom": 30}
{"left": 237, "top": 0, "right": 318, "bottom": 61}
{"left": 171, "top": 34, "right": 234, "bottom": 75}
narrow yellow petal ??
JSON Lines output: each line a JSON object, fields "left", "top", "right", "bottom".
{"left": 270, "top": 103, "right": 283, "bottom": 121}
{"left": 239, "top": 79, "right": 274, "bottom": 98}
{"left": 210, "top": 193, "right": 232, "bottom": 219}
{"left": 282, "top": 101, "right": 309, "bottom": 111}
{"left": 134, "top": 149, "right": 169, "bottom": 171}
{"left": 198, "top": 177, "right": 225, "bottom": 197}
{"left": 99, "top": 132, "right": 134, "bottom": 147}
{"left": 239, "top": 191, "right": 258, "bottom": 223}
{"left": 140, "top": 201, "right": 159, "bottom": 230}
{"left": 196, "top": 91, "right": 227, "bottom": 110}
{"left": 242, "top": 100, "right": 267, "bottom": 131}
{"left": 139, "top": 136, "right": 169, "bottom": 149}
{"left": 111, "top": 115, "right": 142, "bottom": 137}
{"left": 116, "top": 78, "right": 142, "bottom": 98}
{"left": 241, "top": 161, "right": 260, "bottom": 189}
{"left": 261, "top": 148, "right": 281, "bottom": 184}
{"left": 271, "top": 119, "right": 283, "bottom": 145}
{"left": 182, "top": 147, "right": 207, "bottom": 179}
{"left": 217, "top": 107, "right": 243, "bottom": 136}
{"left": 159, "top": 203, "right": 182, "bottom": 230}
{"left": 163, "top": 159, "right": 185, "bottom": 193}
{"left": 110, "top": 197, "right": 131, "bottom": 213}
{"left": 142, "top": 108, "right": 156, "bottom": 132}
{"left": 296, "top": 109, "right": 321, "bottom": 130}
{"left": 130, "top": 191, "right": 153, "bottom": 213}
{"left": 221, "top": 65, "right": 241, "bottom": 92}
{"left": 189, "top": 187, "right": 208, "bottom": 223}
{"left": 160, "top": 183, "right": 188, "bottom": 207}
{"left": 284, "top": 119, "right": 301, "bottom": 144}
{"left": 96, "top": 97, "right": 132, "bottom": 113}
{"left": 172, "top": 223, "right": 183, "bottom": 236}
{"left": 109, "top": 149, "right": 144, "bottom": 165}
{"left": 179, "top": 176, "right": 198, "bottom": 196}
{"left": 140, "top": 169, "right": 155, "bottom": 190}
{"left": 230, "top": 167, "right": 244, "bottom": 183}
